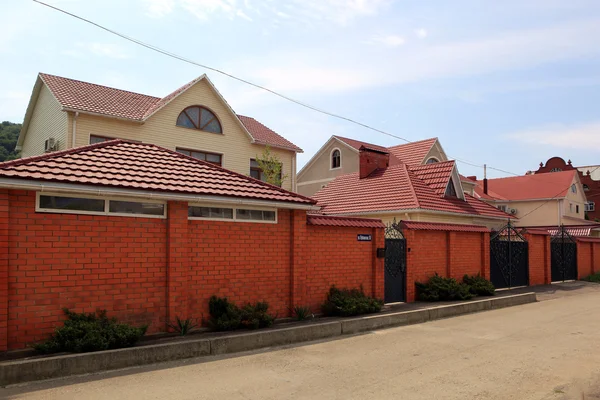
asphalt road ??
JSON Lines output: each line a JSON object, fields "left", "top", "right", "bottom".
{"left": 4, "top": 283, "right": 600, "bottom": 400}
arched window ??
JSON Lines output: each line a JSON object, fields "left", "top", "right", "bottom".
{"left": 176, "top": 106, "right": 222, "bottom": 134}
{"left": 331, "top": 149, "right": 341, "bottom": 169}
{"left": 550, "top": 167, "right": 562, "bottom": 172}
{"left": 426, "top": 157, "right": 439, "bottom": 164}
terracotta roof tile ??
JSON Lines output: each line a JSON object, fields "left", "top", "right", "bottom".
{"left": 333, "top": 136, "right": 389, "bottom": 153}
{"left": 0, "top": 140, "right": 315, "bottom": 205}
{"left": 410, "top": 161, "right": 455, "bottom": 196}
{"left": 400, "top": 221, "right": 490, "bottom": 233}
{"left": 37, "top": 73, "right": 302, "bottom": 152}
{"left": 307, "top": 214, "right": 385, "bottom": 228}
{"left": 474, "top": 171, "right": 577, "bottom": 201}
{"left": 387, "top": 138, "right": 437, "bottom": 166}
{"left": 312, "top": 162, "right": 512, "bottom": 219}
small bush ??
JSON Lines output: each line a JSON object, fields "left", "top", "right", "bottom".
{"left": 34, "top": 309, "right": 147, "bottom": 354}
{"left": 463, "top": 274, "right": 495, "bottom": 296}
{"left": 582, "top": 272, "right": 600, "bottom": 283}
{"left": 291, "top": 305, "right": 311, "bottom": 321}
{"left": 321, "top": 286, "right": 383, "bottom": 317}
{"left": 416, "top": 274, "right": 474, "bottom": 302}
{"left": 167, "top": 316, "right": 199, "bottom": 336}
{"left": 208, "top": 296, "right": 275, "bottom": 331}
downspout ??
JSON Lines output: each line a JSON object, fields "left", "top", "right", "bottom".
{"left": 71, "top": 112, "right": 79, "bottom": 148}
{"left": 291, "top": 154, "right": 297, "bottom": 192}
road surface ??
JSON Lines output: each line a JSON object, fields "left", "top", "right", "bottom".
{"left": 4, "top": 283, "right": 600, "bottom": 400}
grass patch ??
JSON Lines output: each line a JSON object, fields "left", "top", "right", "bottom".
{"left": 582, "top": 272, "right": 600, "bottom": 283}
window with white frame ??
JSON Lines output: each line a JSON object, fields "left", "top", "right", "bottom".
{"left": 188, "top": 205, "right": 277, "bottom": 223}
{"left": 36, "top": 193, "right": 166, "bottom": 218}
{"left": 586, "top": 202, "right": 595, "bottom": 212}
{"left": 331, "top": 149, "right": 341, "bottom": 169}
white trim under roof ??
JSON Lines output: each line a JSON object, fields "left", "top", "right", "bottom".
{"left": 322, "top": 208, "right": 512, "bottom": 221}
{"left": 0, "top": 178, "right": 320, "bottom": 211}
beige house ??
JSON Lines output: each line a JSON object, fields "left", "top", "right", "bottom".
{"left": 17, "top": 73, "right": 302, "bottom": 191}
{"left": 310, "top": 141, "right": 512, "bottom": 229}
{"left": 297, "top": 135, "right": 477, "bottom": 198}
{"left": 472, "top": 171, "right": 593, "bottom": 227}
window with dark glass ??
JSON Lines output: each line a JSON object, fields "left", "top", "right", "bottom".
{"left": 445, "top": 178, "right": 457, "bottom": 197}
{"left": 176, "top": 148, "right": 222, "bottom": 166}
{"left": 39, "top": 195, "right": 105, "bottom": 212}
{"left": 583, "top": 184, "right": 590, "bottom": 191}
{"left": 250, "top": 159, "right": 282, "bottom": 186}
{"left": 109, "top": 200, "right": 165, "bottom": 216}
{"left": 426, "top": 158, "right": 439, "bottom": 164}
{"left": 236, "top": 209, "right": 276, "bottom": 221}
{"left": 188, "top": 206, "right": 233, "bottom": 219}
{"left": 176, "top": 106, "right": 222, "bottom": 134}
{"left": 331, "top": 149, "right": 341, "bottom": 169}
{"left": 90, "top": 135, "right": 115, "bottom": 144}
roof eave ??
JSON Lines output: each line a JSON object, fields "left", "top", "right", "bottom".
{"left": 17, "top": 75, "right": 45, "bottom": 150}
{"left": 62, "top": 107, "right": 145, "bottom": 123}
{"left": 319, "top": 207, "right": 514, "bottom": 221}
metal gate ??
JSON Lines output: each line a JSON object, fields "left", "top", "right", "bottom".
{"left": 490, "top": 222, "right": 529, "bottom": 289}
{"left": 551, "top": 226, "right": 578, "bottom": 282}
{"left": 384, "top": 220, "right": 406, "bottom": 303}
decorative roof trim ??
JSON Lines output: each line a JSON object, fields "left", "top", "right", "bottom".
{"left": 307, "top": 214, "right": 385, "bottom": 228}
{"left": 400, "top": 220, "right": 491, "bottom": 233}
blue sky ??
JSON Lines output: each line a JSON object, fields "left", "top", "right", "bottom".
{"left": 1, "top": 0, "right": 599, "bottom": 178}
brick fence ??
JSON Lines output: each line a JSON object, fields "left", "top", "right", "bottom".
{"left": 0, "top": 190, "right": 384, "bottom": 351}
{"left": 576, "top": 238, "right": 600, "bottom": 279}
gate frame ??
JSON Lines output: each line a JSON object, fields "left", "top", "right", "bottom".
{"left": 550, "top": 225, "right": 578, "bottom": 282}
{"left": 383, "top": 219, "right": 406, "bottom": 303}
{"left": 490, "top": 220, "right": 529, "bottom": 289}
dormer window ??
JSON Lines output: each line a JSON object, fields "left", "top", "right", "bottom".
{"left": 176, "top": 106, "right": 222, "bottom": 134}
{"left": 331, "top": 149, "right": 341, "bottom": 169}
{"left": 445, "top": 178, "right": 457, "bottom": 197}
{"left": 426, "top": 157, "right": 439, "bottom": 164}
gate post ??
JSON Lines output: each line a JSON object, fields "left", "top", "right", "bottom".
{"left": 544, "top": 234, "right": 551, "bottom": 284}
{"left": 481, "top": 232, "right": 490, "bottom": 279}
{"left": 166, "top": 201, "right": 190, "bottom": 329}
{"left": 0, "top": 189, "right": 8, "bottom": 352}
{"left": 371, "top": 226, "right": 385, "bottom": 299}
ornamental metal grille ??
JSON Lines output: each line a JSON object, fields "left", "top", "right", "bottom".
{"left": 490, "top": 221, "right": 529, "bottom": 289}
{"left": 550, "top": 226, "right": 578, "bottom": 282}
{"left": 384, "top": 219, "right": 406, "bottom": 303}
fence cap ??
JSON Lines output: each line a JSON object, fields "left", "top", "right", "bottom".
{"left": 400, "top": 221, "right": 490, "bottom": 233}
{"left": 307, "top": 214, "right": 385, "bottom": 228}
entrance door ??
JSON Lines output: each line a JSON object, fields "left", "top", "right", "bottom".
{"left": 384, "top": 221, "right": 406, "bottom": 303}
{"left": 551, "top": 227, "right": 578, "bottom": 282}
{"left": 490, "top": 222, "right": 529, "bottom": 289}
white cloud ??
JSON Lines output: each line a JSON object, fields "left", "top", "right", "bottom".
{"left": 415, "top": 28, "right": 428, "bottom": 38}
{"left": 181, "top": 0, "right": 236, "bottom": 20}
{"left": 504, "top": 122, "right": 600, "bottom": 150}
{"left": 143, "top": 0, "right": 175, "bottom": 18}
{"left": 236, "top": 9, "right": 252, "bottom": 21}
{"left": 366, "top": 34, "right": 406, "bottom": 47}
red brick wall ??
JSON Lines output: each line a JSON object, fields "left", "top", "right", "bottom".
{"left": 1, "top": 191, "right": 381, "bottom": 351}
{"left": 405, "top": 229, "right": 490, "bottom": 302}
{"left": 526, "top": 233, "right": 550, "bottom": 285}
{"left": 577, "top": 241, "right": 593, "bottom": 279}
{"left": 6, "top": 191, "right": 167, "bottom": 350}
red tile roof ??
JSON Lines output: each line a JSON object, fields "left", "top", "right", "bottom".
{"left": 333, "top": 136, "right": 389, "bottom": 153}
{"left": 38, "top": 73, "right": 302, "bottom": 152}
{"left": 547, "top": 227, "right": 593, "bottom": 237}
{"left": 312, "top": 162, "right": 512, "bottom": 219}
{"left": 0, "top": 140, "right": 315, "bottom": 205}
{"left": 400, "top": 221, "right": 490, "bottom": 233}
{"left": 474, "top": 171, "right": 577, "bottom": 201}
{"left": 307, "top": 214, "right": 385, "bottom": 228}
{"left": 388, "top": 138, "right": 438, "bottom": 166}
{"left": 411, "top": 161, "right": 455, "bottom": 196}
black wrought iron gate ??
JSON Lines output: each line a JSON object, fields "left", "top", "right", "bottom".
{"left": 384, "top": 221, "right": 406, "bottom": 303}
{"left": 551, "top": 226, "right": 578, "bottom": 282}
{"left": 490, "top": 222, "right": 529, "bottom": 289}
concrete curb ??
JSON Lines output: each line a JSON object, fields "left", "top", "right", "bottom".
{"left": 0, "top": 292, "right": 536, "bottom": 386}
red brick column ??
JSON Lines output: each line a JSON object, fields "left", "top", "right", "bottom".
{"left": 371, "top": 226, "right": 385, "bottom": 300}
{"left": 405, "top": 229, "right": 416, "bottom": 303}
{"left": 446, "top": 232, "right": 455, "bottom": 278}
{"left": 0, "top": 190, "right": 8, "bottom": 352}
{"left": 290, "top": 210, "right": 308, "bottom": 312}
{"left": 166, "top": 201, "right": 190, "bottom": 327}
{"left": 480, "top": 232, "right": 490, "bottom": 279}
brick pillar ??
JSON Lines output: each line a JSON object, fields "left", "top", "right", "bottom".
{"left": 481, "top": 232, "right": 490, "bottom": 279}
{"left": 446, "top": 232, "right": 455, "bottom": 278}
{"left": 544, "top": 235, "right": 551, "bottom": 284}
{"left": 166, "top": 201, "right": 190, "bottom": 328}
{"left": 0, "top": 190, "right": 8, "bottom": 352}
{"left": 405, "top": 229, "right": 416, "bottom": 302}
{"left": 290, "top": 210, "right": 307, "bottom": 312}
{"left": 371, "top": 226, "right": 385, "bottom": 300}
{"left": 592, "top": 244, "right": 597, "bottom": 275}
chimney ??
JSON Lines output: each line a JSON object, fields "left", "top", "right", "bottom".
{"left": 359, "top": 146, "right": 389, "bottom": 179}
{"left": 483, "top": 164, "right": 488, "bottom": 195}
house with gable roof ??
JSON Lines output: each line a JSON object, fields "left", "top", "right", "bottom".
{"left": 17, "top": 73, "right": 302, "bottom": 191}
{"left": 299, "top": 136, "right": 506, "bottom": 228}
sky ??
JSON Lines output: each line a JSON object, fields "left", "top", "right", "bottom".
{"left": 1, "top": 0, "right": 600, "bottom": 178}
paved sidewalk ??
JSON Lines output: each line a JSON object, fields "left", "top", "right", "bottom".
{"left": 3, "top": 281, "right": 600, "bottom": 400}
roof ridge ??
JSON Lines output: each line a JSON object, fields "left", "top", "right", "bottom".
{"left": 483, "top": 170, "right": 576, "bottom": 182}
{"left": 39, "top": 73, "right": 161, "bottom": 102}
{"left": 408, "top": 159, "right": 455, "bottom": 171}
{"left": 387, "top": 137, "right": 437, "bottom": 150}
{"left": 403, "top": 163, "right": 421, "bottom": 208}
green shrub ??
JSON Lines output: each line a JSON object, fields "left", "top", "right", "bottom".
{"left": 291, "top": 305, "right": 311, "bottom": 321}
{"left": 208, "top": 296, "right": 275, "bottom": 331}
{"left": 582, "top": 272, "right": 600, "bottom": 283}
{"left": 240, "top": 302, "right": 275, "bottom": 329}
{"left": 416, "top": 274, "right": 474, "bottom": 302}
{"left": 321, "top": 286, "right": 383, "bottom": 317}
{"left": 463, "top": 274, "right": 495, "bottom": 296}
{"left": 34, "top": 309, "right": 147, "bottom": 354}
{"left": 167, "top": 316, "right": 199, "bottom": 336}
